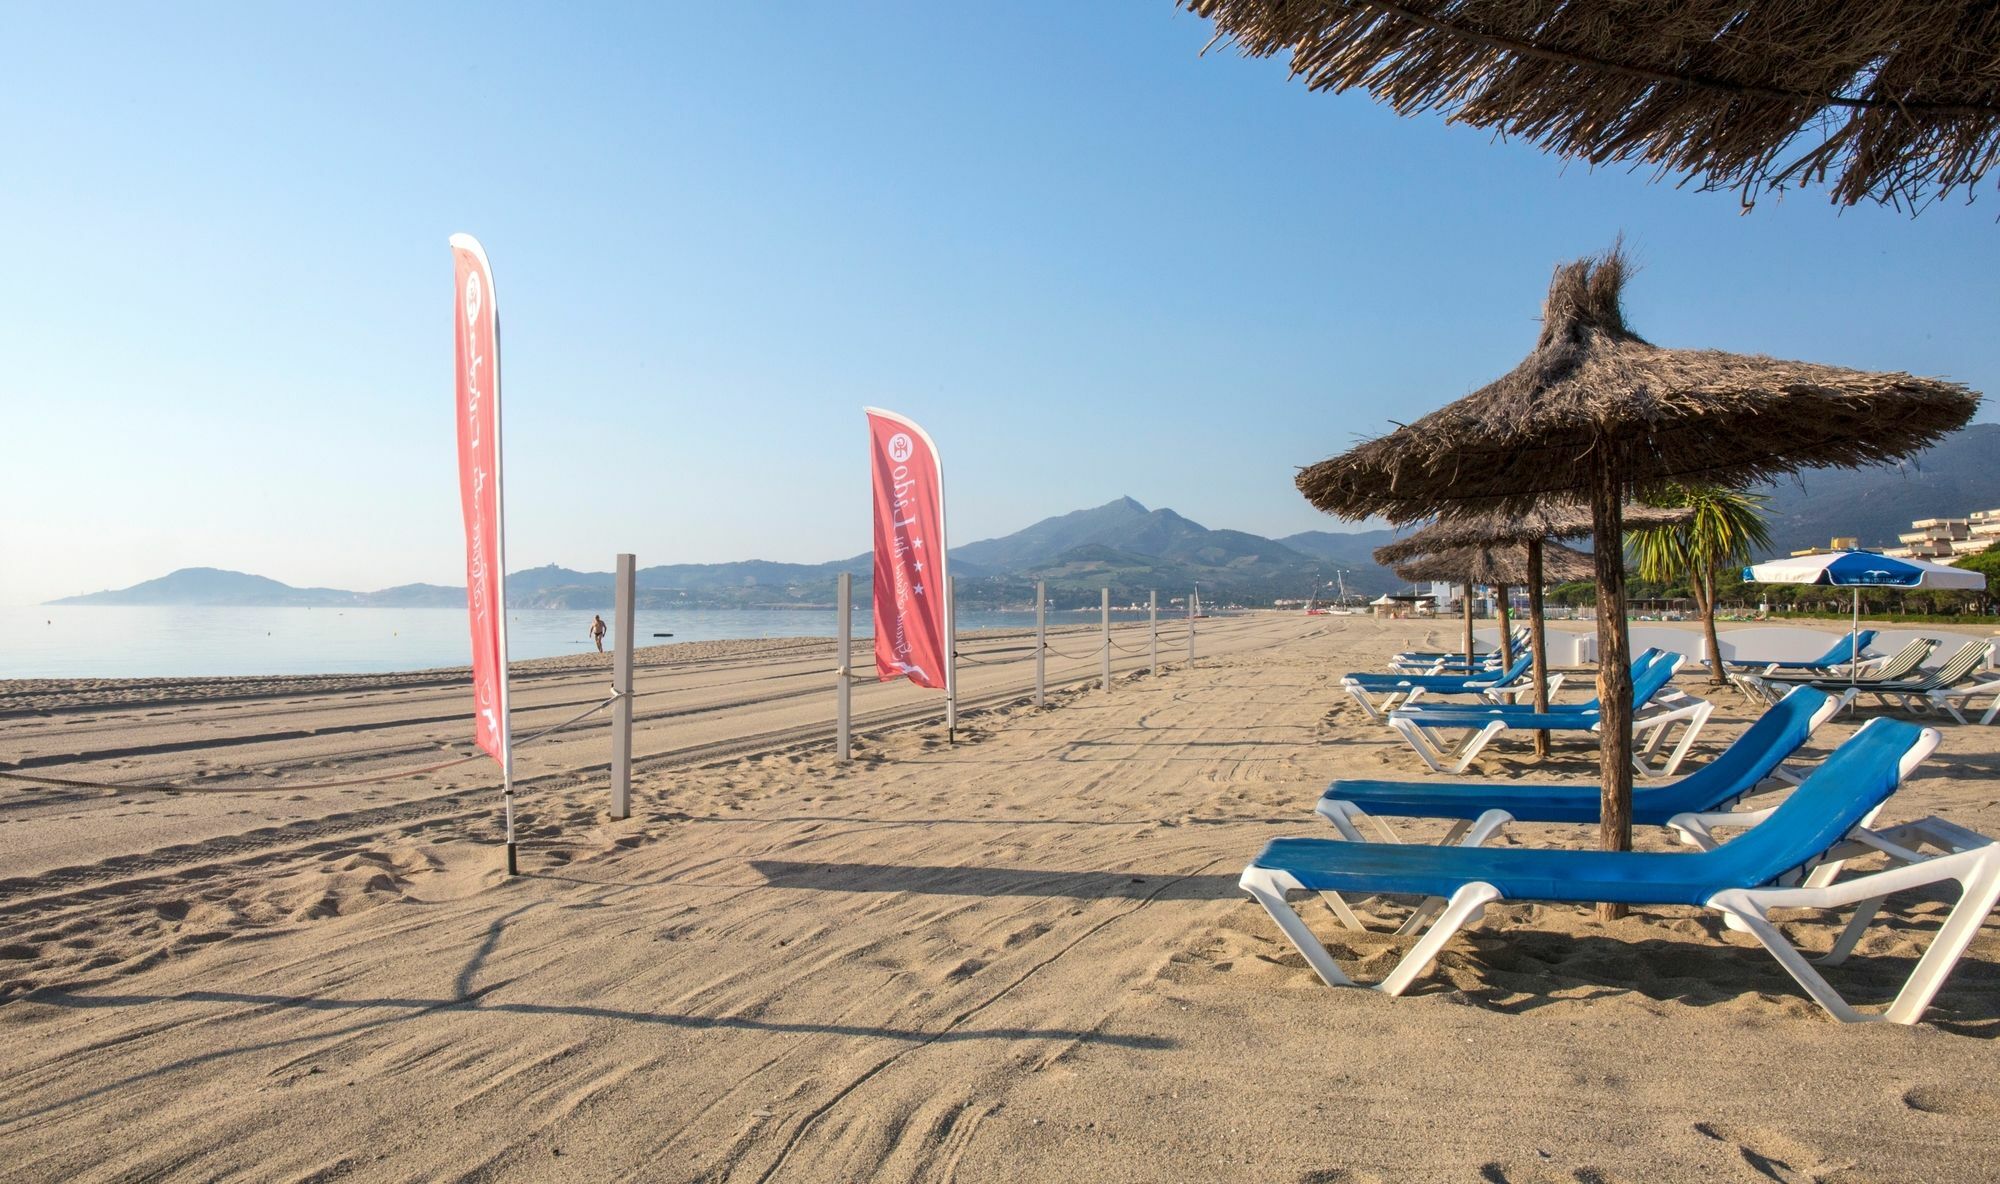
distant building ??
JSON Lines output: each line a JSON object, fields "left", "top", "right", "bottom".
{"left": 1790, "top": 536, "right": 1864, "bottom": 558}
{"left": 1883, "top": 511, "right": 2000, "bottom": 560}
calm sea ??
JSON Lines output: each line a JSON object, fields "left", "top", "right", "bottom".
{"left": 0, "top": 604, "right": 1189, "bottom": 679}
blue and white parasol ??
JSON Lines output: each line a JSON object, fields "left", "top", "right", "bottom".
{"left": 1743, "top": 551, "right": 1984, "bottom": 681}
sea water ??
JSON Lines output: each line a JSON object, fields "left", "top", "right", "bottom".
{"left": 0, "top": 604, "right": 1193, "bottom": 679}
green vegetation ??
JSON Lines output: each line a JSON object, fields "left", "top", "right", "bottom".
{"left": 1627, "top": 485, "right": 1773, "bottom": 685}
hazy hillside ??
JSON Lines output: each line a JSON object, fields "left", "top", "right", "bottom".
{"left": 52, "top": 499, "right": 1402, "bottom": 609}
{"left": 52, "top": 568, "right": 366, "bottom": 608}
{"left": 956, "top": 497, "right": 1296, "bottom": 572}
{"left": 55, "top": 428, "right": 2000, "bottom": 608}
{"left": 1750, "top": 423, "right": 2000, "bottom": 557}
{"left": 1277, "top": 529, "right": 1403, "bottom": 583}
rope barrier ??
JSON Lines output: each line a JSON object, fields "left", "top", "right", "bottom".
{"left": 0, "top": 693, "right": 621, "bottom": 796}
{"left": 2, "top": 612, "right": 1246, "bottom": 797}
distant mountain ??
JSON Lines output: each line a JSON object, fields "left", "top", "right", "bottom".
{"left": 1751, "top": 423, "right": 2000, "bottom": 558}
{"left": 52, "top": 500, "right": 1403, "bottom": 610}
{"left": 1278, "top": 528, "right": 1402, "bottom": 568}
{"left": 957, "top": 497, "right": 1286, "bottom": 571}
{"left": 358, "top": 583, "right": 468, "bottom": 608}
{"left": 52, "top": 568, "right": 466, "bottom": 609}
{"left": 52, "top": 568, "right": 371, "bottom": 608}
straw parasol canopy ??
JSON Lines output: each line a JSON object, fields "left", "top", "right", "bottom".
{"left": 1390, "top": 541, "right": 1592, "bottom": 585}
{"left": 1180, "top": 1, "right": 2000, "bottom": 208}
{"left": 1372, "top": 504, "right": 1691, "bottom": 565}
{"left": 1298, "top": 251, "right": 1977, "bottom": 521}
{"left": 1297, "top": 245, "right": 1978, "bottom": 888}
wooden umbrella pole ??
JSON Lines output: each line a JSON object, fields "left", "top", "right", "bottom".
{"left": 1495, "top": 583, "right": 1513, "bottom": 668}
{"left": 1591, "top": 451, "right": 1635, "bottom": 920}
{"left": 1527, "top": 541, "right": 1551, "bottom": 760}
{"left": 1462, "top": 581, "right": 1475, "bottom": 669}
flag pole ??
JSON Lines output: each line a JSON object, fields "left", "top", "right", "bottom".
{"left": 945, "top": 572, "right": 958, "bottom": 743}
{"left": 1850, "top": 586, "right": 1860, "bottom": 687}
{"left": 942, "top": 477, "right": 957, "bottom": 745}
{"left": 491, "top": 264, "right": 516, "bottom": 877}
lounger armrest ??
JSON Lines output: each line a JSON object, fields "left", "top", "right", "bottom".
{"left": 1719, "top": 845, "right": 1995, "bottom": 915}
{"left": 1930, "top": 678, "right": 2000, "bottom": 700}
{"left": 1669, "top": 804, "right": 1781, "bottom": 849}
{"left": 1870, "top": 816, "right": 1997, "bottom": 857}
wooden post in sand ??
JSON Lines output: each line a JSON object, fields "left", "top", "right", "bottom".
{"left": 1149, "top": 590, "right": 1159, "bottom": 674}
{"left": 836, "top": 572, "right": 852, "bottom": 762}
{"left": 1100, "top": 587, "right": 1112, "bottom": 690}
{"left": 1187, "top": 587, "right": 1197, "bottom": 662}
{"left": 610, "top": 553, "right": 635, "bottom": 819}
{"left": 1034, "top": 580, "right": 1046, "bottom": 708}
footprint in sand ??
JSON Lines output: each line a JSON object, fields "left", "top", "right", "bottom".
{"left": 1903, "top": 1085, "right": 2000, "bottom": 1119}
{"left": 1001, "top": 922, "right": 1050, "bottom": 949}
{"left": 1475, "top": 1163, "right": 1639, "bottom": 1184}
{"left": 1693, "top": 1122, "right": 1867, "bottom": 1183}
{"left": 932, "top": 957, "right": 988, "bottom": 983}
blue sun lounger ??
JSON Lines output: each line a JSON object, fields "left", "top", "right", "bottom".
{"left": 1326, "top": 686, "right": 1839, "bottom": 843}
{"left": 1341, "top": 652, "right": 1553, "bottom": 722}
{"left": 1731, "top": 638, "right": 1936, "bottom": 706}
{"left": 1312, "top": 687, "right": 1840, "bottom": 932}
{"left": 1724, "top": 630, "right": 1876, "bottom": 674}
{"left": 1390, "top": 651, "right": 1519, "bottom": 675}
{"left": 1392, "top": 627, "right": 1528, "bottom": 666}
{"left": 1241, "top": 718, "right": 2000, "bottom": 1023}
{"left": 1385, "top": 651, "right": 1709, "bottom": 776}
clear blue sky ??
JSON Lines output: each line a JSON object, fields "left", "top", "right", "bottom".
{"left": 3, "top": 2, "right": 1995, "bottom": 605}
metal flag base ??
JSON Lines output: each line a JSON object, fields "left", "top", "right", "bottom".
{"left": 502, "top": 780, "right": 518, "bottom": 877}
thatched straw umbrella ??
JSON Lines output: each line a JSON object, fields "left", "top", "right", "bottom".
{"left": 1181, "top": 1, "right": 2000, "bottom": 208}
{"left": 1378, "top": 504, "right": 1691, "bottom": 756}
{"left": 1299, "top": 247, "right": 1977, "bottom": 911}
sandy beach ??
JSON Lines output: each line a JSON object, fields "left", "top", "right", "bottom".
{"left": 4, "top": 614, "right": 2000, "bottom": 1182}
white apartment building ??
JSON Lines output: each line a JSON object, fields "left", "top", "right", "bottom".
{"left": 1882, "top": 511, "right": 2000, "bottom": 560}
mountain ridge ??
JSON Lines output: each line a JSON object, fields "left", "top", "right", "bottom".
{"left": 50, "top": 424, "right": 2000, "bottom": 608}
{"left": 51, "top": 498, "right": 1387, "bottom": 609}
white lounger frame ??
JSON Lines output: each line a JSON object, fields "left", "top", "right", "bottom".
{"left": 1724, "top": 645, "right": 1887, "bottom": 702}
{"left": 1932, "top": 678, "right": 2000, "bottom": 726}
{"left": 1241, "top": 732, "right": 2000, "bottom": 1023}
{"left": 1833, "top": 642, "right": 1993, "bottom": 718}
{"left": 1730, "top": 640, "right": 1940, "bottom": 708}
{"left": 1385, "top": 692, "right": 1712, "bottom": 777}
{"left": 1341, "top": 671, "right": 1565, "bottom": 724}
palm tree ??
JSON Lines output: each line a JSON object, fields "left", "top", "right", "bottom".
{"left": 1627, "top": 484, "right": 1773, "bottom": 686}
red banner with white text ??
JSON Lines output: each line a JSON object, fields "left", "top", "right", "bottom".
{"left": 451, "top": 234, "right": 512, "bottom": 766}
{"left": 868, "top": 409, "right": 950, "bottom": 690}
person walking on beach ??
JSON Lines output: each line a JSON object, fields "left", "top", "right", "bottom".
{"left": 588, "top": 614, "right": 608, "bottom": 653}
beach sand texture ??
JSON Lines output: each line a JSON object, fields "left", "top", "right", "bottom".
{"left": 4, "top": 614, "right": 2000, "bottom": 1182}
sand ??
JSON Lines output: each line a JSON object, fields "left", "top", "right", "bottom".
{"left": 3, "top": 614, "right": 2000, "bottom": 1182}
